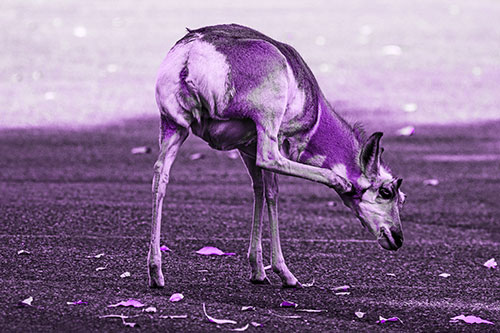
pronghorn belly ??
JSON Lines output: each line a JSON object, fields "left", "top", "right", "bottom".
{"left": 191, "top": 118, "right": 257, "bottom": 151}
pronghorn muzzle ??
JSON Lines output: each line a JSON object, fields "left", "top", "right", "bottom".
{"left": 378, "top": 226, "right": 404, "bottom": 251}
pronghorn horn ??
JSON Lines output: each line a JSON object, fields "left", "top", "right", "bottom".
{"left": 396, "top": 178, "right": 403, "bottom": 189}
{"left": 360, "top": 132, "right": 383, "bottom": 177}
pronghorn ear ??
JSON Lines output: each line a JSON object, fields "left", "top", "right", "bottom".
{"left": 360, "top": 132, "right": 383, "bottom": 177}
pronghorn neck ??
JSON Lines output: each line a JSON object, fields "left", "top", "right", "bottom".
{"left": 299, "top": 96, "right": 363, "bottom": 183}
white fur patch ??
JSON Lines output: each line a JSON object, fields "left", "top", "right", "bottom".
{"left": 331, "top": 163, "right": 348, "bottom": 180}
{"left": 357, "top": 175, "right": 371, "bottom": 188}
{"left": 304, "top": 154, "right": 326, "bottom": 167}
{"left": 379, "top": 165, "right": 393, "bottom": 181}
{"left": 184, "top": 39, "right": 233, "bottom": 118}
{"left": 282, "top": 64, "right": 306, "bottom": 123}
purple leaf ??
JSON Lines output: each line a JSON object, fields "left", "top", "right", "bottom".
{"left": 120, "top": 271, "right": 131, "bottom": 278}
{"left": 160, "top": 245, "right": 171, "bottom": 252}
{"left": 169, "top": 293, "right": 184, "bottom": 302}
{"left": 17, "top": 250, "right": 31, "bottom": 255}
{"left": 19, "top": 296, "right": 33, "bottom": 307}
{"left": 355, "top": 311, "right": 366, "bottom": 318}
{"left": 159, "top": 314, "right": 188, "bottom": 319}
{"left": 333, "top": 285, "right": 350, "bottom": 291}
{"left": 202, "top": 303, "right": 237, "bottom": 325}
{"left": 377, "top": 316, "right": 402, "bottom": 324}
{"left": 296, "top": 309, "right": 327, "bottom": 313}
{"left": 483, "top": 258, "right": 497, "bottom": 269}
{"left": 189, "top": 153, "right": 204, "bottom": 161}
{"left": 99, "top": 314, "right": 137, "bottom": 327}
{"left": 396, "top": 125, "right": 415, "bottom": 137}
{"left": 131, "top": 146, "right": 151, "bottom": 155}
{"left": 229, "top": 323, "right": 250, "bottom": 331}
{"left": 241, "top": 306, "right": 256, "bottom": 311}
{"left": 143, "top": 306, "right": 157, "bottom": 313}
{"left": 87, "top": 253, "right": 104, "bottom": 259}
{"left": 439, "top": 273, "right": 450, "bottom": 278}
{"left": 196, "top": 246, "right": 235, "bottom": 256}
{"left": 280, "top": 300, "right": 298, "bottom": 308}
{"left": 450, "top": 314, "right": 494, "bottom": 325}
{"left": 251, "top": 322, "right": 261, "bottom": 327}
{"left": 108, "top": 299, "right": 145, "bottom": 308}
{"left": 95, "top": 266, "right": 106, "bottom": 271}
{"left": 67, "top": 300, "right": 87, "bottom": 305}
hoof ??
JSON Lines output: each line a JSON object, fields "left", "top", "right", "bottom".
{"left": 283, "top": 281, "right": 304, "bottom": 289}
{"left": 148, "top": 267, "right": 165, "bottom": 288}
{"left": 250, "top": 276, "right": 271, "bottom": 285}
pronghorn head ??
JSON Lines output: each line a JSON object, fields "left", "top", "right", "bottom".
{"left": 340, "top": 132, "right": 406, "bottom": 251}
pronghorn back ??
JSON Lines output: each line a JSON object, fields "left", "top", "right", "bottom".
{"left": 155, "top": 24, "right": 329, "bottom": 151}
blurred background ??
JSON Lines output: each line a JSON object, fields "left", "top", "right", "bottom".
{"left": 1, "top": 0, "right": 499, "bottom": 128}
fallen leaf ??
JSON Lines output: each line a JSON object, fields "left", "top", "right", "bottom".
{"left": 386, "top": 273, "right": 396, "bottom": 277}
{"left": 197, "top": 269, "right": 209, "bottom": 273}
{"left": 202, "top": 303, "right": 237, "bottom": 325}
{"left": 20, "top": 296, "right": 33, "bottom": 307}
{"left": 17, "top": 250, "right": 31, "bottom": 255}
{"left": 196, "top": 246, "right": 235, "bottom": 256}
{"left": 251, "top": 322, "right": 261, "bottom": 327}
{"left": 169, "top": 293, "right": 184, "bottom": 302}
{"left": 131, "top": 146, "right": 151, "bottom": 155}
{"left": 108, "top": 299, "right": 145, "bottom": 308}
{"left": 229, "top": 323, "right": 250, "bottom": 331}
{"left": 355, "top": 311, "right": 366, "bottom": 318}
{"left": 120, "top": 271, "right": 131, "bottom": 278}
{"left": 144, "top": 306, "right": 157, "bottom": 313}
{"left": 483, "top": 258, "right": 497, "bottom": 269}
{"left": 439, "top": 273, "right": 450, "bottom": 278}
{"left": 160, "top": 245, "right": 171, "bottom": 252}
{"left": 302, "top": 278, "right": 315, "bottom": 287}
{"left": 99, "top": 314, "right": 136, "bottom": 327}
{"left": 87, "top": 253, "right": 104, "bottom": 259}
{"left": 450, "top": 314, "right": 494, "bottom": 325}
{"left": 67, "top": 300, "right": 87, "bottom": 305}
{"left": 397, "top": 126, "right": 415, "bottom": 136}
{"left": 95, "top": 266, "right": 106, "bottom": 271}
{"left": 159, "top": 314, "right": 188, "bottom": 319}
{"left": 423, "top": 179, "right": 439, "bottom": 186}
{"left": 280, "top": 301, "right": 298, "bottom": 308}
{"left": 335, "top": 292, "right": 351, "bottom": 296}
{"left": 226, "top": 151, "right": 239, "bottom": 160}
{"left": 333, "top": 285, "right": 350, "bottom": 291}
{"left": 296, "top": 309, "right": 327, "bottom": 313}
{"left": 377, "top": 316, "right": 402, "bottom": 324}
{"left": 189, "top": 153, "right": 204, "bottom": 161}
{"left": 241, "top": 306, "right": 256, "bottom": 311}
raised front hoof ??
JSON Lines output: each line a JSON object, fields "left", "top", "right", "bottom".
{"left": 250, "top": 276, "right": 271, "bottom": 285}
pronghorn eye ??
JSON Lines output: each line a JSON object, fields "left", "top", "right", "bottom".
{"left": 379, "top": 187, "right": 393, "bottom": 200}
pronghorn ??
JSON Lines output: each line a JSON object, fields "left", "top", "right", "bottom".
{"left": 149, "top": 24, "right": 405, "bottom": 288}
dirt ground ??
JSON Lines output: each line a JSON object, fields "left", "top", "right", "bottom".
{"left": 0, "top": 117, "right": 498, "bottom": 332}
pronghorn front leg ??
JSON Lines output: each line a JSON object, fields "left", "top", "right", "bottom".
{"left": 148, "top": 120, "right": 188, "bottom": 288}
{"left": 240, "top": 152, "right": 269, "bottom": 284}
{"left": 263, "top": 171, "right": 301, "bottom": 288}
{"left": 256, "top": 128, "right": 351, "bottom": 193}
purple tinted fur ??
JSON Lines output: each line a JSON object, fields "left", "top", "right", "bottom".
{"left": 180, "top": 24, "right": 319, "bottom": 132}
{"left": 178, "top": 24, "right": 369, "bottom": 186}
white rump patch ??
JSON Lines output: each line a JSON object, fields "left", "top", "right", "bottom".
{"left": 186, "top": 40, "right": 233, "bottom": 117}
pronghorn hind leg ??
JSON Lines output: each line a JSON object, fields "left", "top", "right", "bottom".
{"left": 239, "top": 152, "right": 270, "bottom": 284}
{"left": 263, "top": 170, "right": 302, "bottom": 288}
{"left": 148, "top": 117, "right": 188, "bottom": 288}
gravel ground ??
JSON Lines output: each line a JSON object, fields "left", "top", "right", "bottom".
{"left": 0, "top": 118, "right": 499, "bottom": 332}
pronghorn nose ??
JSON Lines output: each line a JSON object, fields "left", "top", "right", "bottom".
{"left": 390, "top": 227, "right": 403, "bottom": 249}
